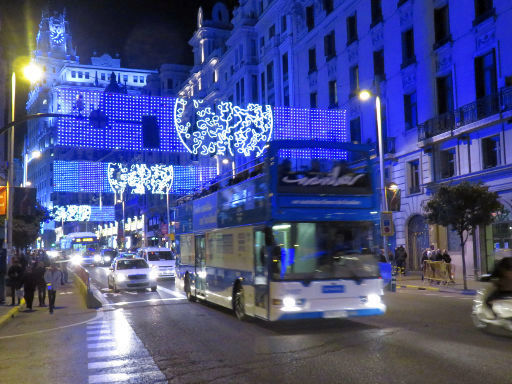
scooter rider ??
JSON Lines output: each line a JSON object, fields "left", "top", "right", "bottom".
{"left": 485, "top": 257, "right": 512, "bottom": 317}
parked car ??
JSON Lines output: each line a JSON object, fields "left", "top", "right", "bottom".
{"left": 107, "top": 257, "right": 157, "bottom": 292}
{"left": 137, "top": 247, "right": 176, "bottom": 279}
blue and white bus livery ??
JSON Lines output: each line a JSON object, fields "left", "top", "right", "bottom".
{"left": 175, "top": 140, "right": 386, "bottom": 321}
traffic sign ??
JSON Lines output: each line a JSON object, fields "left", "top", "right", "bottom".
{"left": 380, "top": 211, "right": 394, "bottom": 236}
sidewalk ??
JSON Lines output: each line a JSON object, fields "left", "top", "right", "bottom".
{"left": 393, "top": 272, "right": 490, "bottom": 295}
{"left": 0, "top": 275, "right": 98, "bottom": 332}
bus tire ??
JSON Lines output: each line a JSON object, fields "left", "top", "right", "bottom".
{"left": 185, "top": 275, "right": 195, "bottom": 302}
{"left": 233, "top": 284, "right": 246, "bottom": 321}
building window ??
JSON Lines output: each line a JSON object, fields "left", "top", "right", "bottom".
{"left": 250, "top": 39, "right": 257, "bottom": 57}
{"left": 436, "top": 74, "right": 453, "bottom": 114}
{"left": 240, "top": 77, "right": 245, "bottom": 104}
{"left": 306, "top": 6, "right": 315, "bottom": 31}
{"left": 350, "top": 117, "right": 361, "bottom": 144}
{"left": 260, "top": 36, "right": 265, "bottom": 51}
{"left": 167, "top": 78, "right": 173, "bottom": 89}
{"left": 408, "top": 159, "right": 420, "bottom": 194}
{"left": 85, "top": 72, "right": 90, "bottom": 79}
{"left": 401, "top": 28, "right": 415, "bottom": 68}
{"left": 282, "top": 53, "right": 289, "bottom": 81}
{"left": 123, "top": 75, "right": 128, "bottom": 83}
{"left": 346, "top": 13, "right": 358, "bottom": 45}
{"left": 71, "top": 71, "right": 76, "bottom": 78}
{"left": 328, "top": 80, "right": 338, "bottom": 107}
{"left": 324, "top": 30, "right": 336, "bottom": 60}
{"left": 323, "top": 0, "right": 334, "bottom": 14}
{"left": 440, "top": 148, "right": 456, "bottom": 179}
{"left": 266, "top": 61, "right": 274, "bottom": 88}
{"left": 434, "top": 5, "right": 451, "bottom": 48}
{"left": 404, "top": 92, "right": 417, "bottom": 130}
{"left": 482, "top": 135, "right": 501, "bottom": 169}
{"left": 283, "top": 85, "right": 290, "bottom": 107}
{"left": 373, "top": 49, "right": 385, "bottom": 79}
{"left": 371, "top": 0, "right": 383, "bottom": 27}
{"left": 140, "top": 76, "right": 145, "bottom": 83}
{"left": 269, "top": 24, "right": 276, "bottom": 39}
{"left": 310, "top": 92, "right": 318, "bottom": 109}
{"left": 100, "top": 73, "right": 105, "bottom": 80}
{"left": 308, "top": 48, "right": 317, "bottom": 73}
{"left": 251, "top": 75, "right": 258, "bottom": 103}
{"left": 281, "top": 15, "right": 287, "bottom": 33}
{"left": 474, "top": 0, "right": 494, "bottom": 25}
{"left": 260, "top": 72, "right": 266, "bottom": 102}
{"left": 78, "top": 72, "right": 83, "bottom": 78}
{"left": 475, "top": 50, "right": 497, "bottom": 99}
{"left": 349, "top": 65, "right": 359, "bottom": 97}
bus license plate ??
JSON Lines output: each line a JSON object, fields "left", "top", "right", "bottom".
{"left": 322, "top": 285, "right": 345, "bottom": 293}
{"left": 324, "top": 310, "right": 348, "bottom": 318}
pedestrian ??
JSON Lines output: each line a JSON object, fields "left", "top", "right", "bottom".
{"left": 33, "top": 261, "right": 47, "bottom": 306}
{"left": 421, "top": 249, "right": 429, "bottom": 281}
{"left": 435, "top": 249, "right": 444, "bottom": 261}
{"left": 7, "top": 258, "right": 24, "bottom": 306}
{"left": 60, "top": 257, "right": 69, "bottom": 285}
{"left": 0, "top": 248, "right": 6, "bottom": 304}
{"left": 44, "top": 263, "right": 62, "bottom": 314}
{"left": 395, "top": 245, "right": 407, "bottom": 275}
{"left": 441, "top": 249, "right": 451, "bottom": 264}
{"left": 22, "top": 265, "right": 38, "bottom": 311}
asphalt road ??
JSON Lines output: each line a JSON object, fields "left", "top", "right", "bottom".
{"left": 86, "top": 266, "right": 512, "bottom": 384}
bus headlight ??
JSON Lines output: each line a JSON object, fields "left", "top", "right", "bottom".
{"left": 367, "top": 294, "right": 381, "bottom": 306}
{"left": 283, "top": 296, "right": 296, "bottom": 308}
{"left": 103, "top": 256, "right": 111, "bottom": 263}
{"left": 94, "top": 254, "right": 101, "bottom": 263}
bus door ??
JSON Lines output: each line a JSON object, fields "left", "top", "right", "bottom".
{"left": 194, "top": 235, "right": 206, "bottom": 297}
{"left": 253, "top": 228, "right": 269, "bottom": 319}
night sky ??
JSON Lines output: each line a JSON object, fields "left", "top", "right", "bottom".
{"left": 1, "top": 0, "right": 236, "bottom": 68}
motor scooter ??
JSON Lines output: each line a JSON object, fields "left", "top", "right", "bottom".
{"left": 472, "top": 276, "right": 512, "bottom": 333}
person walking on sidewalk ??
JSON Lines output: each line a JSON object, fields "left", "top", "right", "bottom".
{"left": 0, "top": 248, "right": 6, "bottom": 304}
{"left": 33, "top": 261, "right": 47, "bottom": 306}
{"left": 21, "top": 265, "right": 38, "bottom": 311}
{"left": 7, "top": 258, "right": 24, "bottom": 306}
{"left": 44, "top": 263, "right": 62, "bottom": 314}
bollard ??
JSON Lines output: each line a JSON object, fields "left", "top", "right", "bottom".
{"left": 390, "top": 275, "right": 396, "bottom": 292}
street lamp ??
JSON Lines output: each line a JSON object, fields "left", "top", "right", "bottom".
{"left": 358, "top": 89, "right": 391, "bottom": 259}
{"left": 5, "top": 63, "right": 43, "bottom": 259}
{"left": 23, "top": 149, "right": 41, "bottom": 187}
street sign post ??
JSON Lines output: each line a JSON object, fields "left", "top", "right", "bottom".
{"left": 380, "top": 211, "right": 394, "bottom": 237}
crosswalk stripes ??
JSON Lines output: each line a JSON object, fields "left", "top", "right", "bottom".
{"left": 85, "top": 313, "right": 167, "bottom": 383}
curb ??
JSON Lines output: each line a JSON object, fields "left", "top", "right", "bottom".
{"left": 0, "top": 298, "right": 26, "bottom": 329}
{"left": 398, "top": 284, "right": 477, "bottom": 295}
{"left": 71, "top": 271, "right": 102, "bottom": 309}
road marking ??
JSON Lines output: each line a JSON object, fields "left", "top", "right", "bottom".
{"left": 87, "top": 329, "right": 111, "bottom": 335}
{"left": 102, "top": 297, "right": 184, "bottom": 307}
{"left": 87, "top": 342, "right": 116, "bottom": 349}
{"left": 88, "top": 350, "right": 119, "bottom": 358}
{"left": 87, "top": 335, "right": 114, "bottom": 341}
{"left": 156, "top": 284, "right": 186, "bottom": 298}
{"left": 87, "top": 359, "right": 131, "bottom": 369}
{"left": 88, "top": 371, "right": 165, "bottom": 384}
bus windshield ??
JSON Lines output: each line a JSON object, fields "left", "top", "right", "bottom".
{"left": 270, "top": 222, "right": 379, "bottom": 281}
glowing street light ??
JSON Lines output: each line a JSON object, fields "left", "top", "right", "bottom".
{"left": 22, "top": 63, "right": 43, "bottom": 84}
{"left": 23, "top": 149, "right": 42, "bottom": 187}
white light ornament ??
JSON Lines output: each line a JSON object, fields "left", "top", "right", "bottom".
{"left": 107, "top": 163, "right": 174, "bottom": 195}
{"left": 174, "top": 98, "right": 273, "bottom": 157}
{"left": 52, "top": 205, "right": 92, "bottom": 222}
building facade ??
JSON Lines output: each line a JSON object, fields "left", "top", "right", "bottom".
{"left": 174, "top": 0, "right": 512, "bottom": 277}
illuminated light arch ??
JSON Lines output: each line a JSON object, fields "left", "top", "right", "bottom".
{"left": 174, "top": 98, "right": 273, "bottom": 157}
{"left": 107, "top": 163, "right": 174, "bottom": 195}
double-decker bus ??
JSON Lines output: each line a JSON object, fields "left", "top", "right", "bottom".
{"left": 175, "top": 140, "right": 386, "bottom": 321}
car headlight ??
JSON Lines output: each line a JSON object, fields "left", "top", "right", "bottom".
{"left": 103, "top": 256, "right": 111, "bottom": 262}
{"left": 116, "top": 274, "right": 126, "bottom": 282}
{"left": 71, "top": 254, "right": 82, "bottom": 265}
{"left": 94, "top": 254, "right": 101, "bottom": 262}
{"left": 149, "top": 271, "right": 158, "bottom": 280}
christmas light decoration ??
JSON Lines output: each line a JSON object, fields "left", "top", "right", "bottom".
{"left": 107, "top": 163, "right": 174, "bottom": 195}
{"left": 51, "top": 205, "right": 115, "bottom": 222}
{"left": 174, "top": 98, "right": 273, "bottom": 157}
{"left": 54, "top": 160, "right": 216, "bottom": 195}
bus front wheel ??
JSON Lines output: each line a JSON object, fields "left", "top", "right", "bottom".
{"left": 233, "top": 285, "right": 246, "bottom": 321}
{"left": 185, "top": 275, "right": 195, "bottom": 302}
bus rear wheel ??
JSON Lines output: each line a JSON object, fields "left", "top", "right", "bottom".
{"left": 233, "top": 285, "right": 246, "bottom": 321}
{"left": 185, "top": 275, "right": 195, "bottom": 302}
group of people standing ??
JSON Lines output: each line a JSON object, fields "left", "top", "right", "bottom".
{"left": 421, "top": 247, "right": 451, "bottom": 264}
{"left": 3, "top": 251, "right": 65, "bottom": 314}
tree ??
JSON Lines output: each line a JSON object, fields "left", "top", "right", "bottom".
{"left": 12, "top": 203, "right": 51, "bottom": 251}
{"left": 424, "top": 182, "right": 503, "bottom": 290}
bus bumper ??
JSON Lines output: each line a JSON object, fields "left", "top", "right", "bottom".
{"left": 275, "top": 307, "right": 386, "bottom": 321}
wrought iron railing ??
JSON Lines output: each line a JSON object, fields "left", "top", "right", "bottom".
{"left": 419, "top": 86, "right": 512, "bottom": 141}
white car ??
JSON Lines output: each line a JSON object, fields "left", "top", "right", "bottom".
{"left": 137, "top": 247, "right": 176, "bottom": 279}
{"left": 107, "top": 257, "right": 158, "bottom": 292}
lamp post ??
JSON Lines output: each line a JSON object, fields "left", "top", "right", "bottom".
{"left": 5, "top": 63, "right": 42, "bottom": 260}
{"left": 359, "top": 89, "right": 390, "bottom": 260}
{"left": 23, "top": 149, "right": 41, "bottom": 187}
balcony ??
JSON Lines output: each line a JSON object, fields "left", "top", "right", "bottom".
{"left": 418, "top": 86, "right": 512, "bottom": 141}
